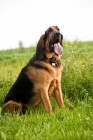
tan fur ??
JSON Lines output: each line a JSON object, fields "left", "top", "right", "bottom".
{"left": 26, "top": 58, "right": 64, "bottom": 113}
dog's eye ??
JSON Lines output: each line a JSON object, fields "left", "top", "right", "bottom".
{"left": 49, "top": 28, "right": 53, "bottom": 32}
{"left": 57, "top": 28, "right": 60, "bottom": 31}
{"left": 56, "top": 26, "right": 60, "bottom": 31}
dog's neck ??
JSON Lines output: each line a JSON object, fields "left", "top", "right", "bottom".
{"left": 44, "top": 51, "right": 61, "bottom": 67}
{"left": 45, "top": 51, "right": 61, "bottom": 60}
{"left": 44, "top": 55, "right": 61, "bottom": 67}
{"left": 49, "top": 57, "right": 61, "bottom": 67}
{"left": 30, "top": 53, "right": 61, "bottom": 68}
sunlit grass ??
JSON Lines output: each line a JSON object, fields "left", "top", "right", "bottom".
{"left": 0, "top": 41, "right": 93, "bottom": 140}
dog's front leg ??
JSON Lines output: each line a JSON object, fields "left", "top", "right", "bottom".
{"left": 40, "top": 88, "right": 52, "bottom": 113}
{"left": 54, "top": 82, "right": 64, "bottom": 108}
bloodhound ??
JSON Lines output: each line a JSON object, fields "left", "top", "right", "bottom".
{"left": 3, "top": 26, "right": 64, "bottom": 114}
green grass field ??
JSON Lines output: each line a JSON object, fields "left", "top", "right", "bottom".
{"left": 0, "top": 41, "right": 93, "bottom": 140}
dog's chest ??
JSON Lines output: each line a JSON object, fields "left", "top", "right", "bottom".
{"left": 48, "top": 79, "right": 58, "bottom": 95}
{"left": 50, "top": 63, "right": 62, "bottom": 79}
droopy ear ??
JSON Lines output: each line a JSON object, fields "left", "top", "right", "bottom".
{"left": 36, "top": 34, "right": 45, "bottom": 60}
{"left": 43, "top": 31, "right": 47, "bottom": 40}
{"left": 60, "top": 34, "right": 63, "bottom": 46}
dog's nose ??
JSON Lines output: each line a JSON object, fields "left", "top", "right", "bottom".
{"left": 55, "top": 32, "right": 60, "bottom": 36}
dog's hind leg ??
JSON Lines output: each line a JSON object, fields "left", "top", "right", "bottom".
{"left": 3, "top": 100, "right": 22, "bottom": 114}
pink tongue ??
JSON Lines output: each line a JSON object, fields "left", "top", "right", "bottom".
{"left": 54, "top": 43, "right": 62, "bottom": 55}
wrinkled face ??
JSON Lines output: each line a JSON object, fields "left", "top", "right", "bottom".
{"left": 36, "top": 26, "right": 63, "bottom": 60}
{"left": 44, "top": 26, "right": 63, "bottom": 55}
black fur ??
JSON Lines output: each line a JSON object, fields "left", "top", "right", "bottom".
{"left": 30, "top": 63, "right": 49, "bottom": 72}
{"left": 28, "top": 55, "right": 49, "bottom": 72}
{"left": 4, "top": 66, "right": 34, "bottom": 104}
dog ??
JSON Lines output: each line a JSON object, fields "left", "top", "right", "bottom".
{"left": 3, "top": 26, "right": 64, "bottom": 114}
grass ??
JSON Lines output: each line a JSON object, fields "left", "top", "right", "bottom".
{"left": 0, "top": 41, "right": 93, "bottom": 140}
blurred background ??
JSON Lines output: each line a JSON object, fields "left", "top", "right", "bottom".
{"left": 0, "top": 0, "right": 93, "bottom": 50}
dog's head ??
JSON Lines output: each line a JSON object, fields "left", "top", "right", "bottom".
{"left": 36, "top": 26, "right": 63, "bottom": 60}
